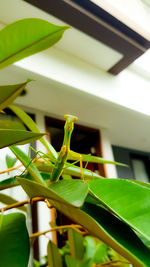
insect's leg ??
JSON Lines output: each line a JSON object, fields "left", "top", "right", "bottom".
{"left": 68, "top": 150, "right": 84, "bottom": 180}
{"left": 84, "top": 154, "right": 91, "bottom": 169}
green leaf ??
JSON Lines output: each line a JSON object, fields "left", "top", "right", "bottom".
{"left": 82, "top": 203, "right": 150, "bottom": 267}
{"left": 0, "top": 129, "right": 44, "bottom": 148}
{"left": 0, "top": 172, "right": 50, "bottom": 191}
{"left": 93, "top": 241, "right": 109, "bottom": 264}
{"left": 0, "top": 120, "right": 26, "bottom": 130}
{"left": 18, "top": 178, "right": 88, "bottom": 208}
{"left": 0, "top": 213, "right": 30, "bottom": 267}
{"left": 49, "top": 180, "right": 89, "bottom": 207}
{"left": 17, "top": 178, "right": 150, "bottom": 266}
{"left": 84, "top": 236, "right": 109, "bottom": 264}
{"left": 47, "top": 240, "right": 63, "bottom": 267}
{"left": 89, "top": 179, "right": 150, "bottom": 242}
{"left": 10, "top": 146, "right": 46, "bottom": 186}
{"left": 0, "top": 177, "right": 19, "bottom": 190}
{"left": 68, "top": 151, "right": 128, "bottom": 167}
{"left": 9, "top": 105, "right": 58, "bottom": 159}
{"left": 0, "top": 18, "right": 69, "bottom": 69}
{"left": 6, "top": 154, "right": 17, "bottom": 169}
{"left": 65, "top": 255, "right": 93, "bottom": 267}
{"left": 35, "top": 160, "right": 103, "bottom": 180}
{"left": 0, "top": 193, "right": 27, "bottom": 212}
{"left": 68, "top": 229, "right": 85, "bottom": 260}
{"left": 0, "top": 80, "right": 31, "bottom": 110}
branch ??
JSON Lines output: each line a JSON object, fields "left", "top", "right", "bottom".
{"left": 0, "top": 163, "right": 22, "bottom": 174}
{"left": 0, "top": 196, "right": 45, "bottom": 212}
{"left": 30, "top": 224, "right": 83, "bottom": 238}
{"left": 96, "top": 259, "right": 130, "bottom": 266}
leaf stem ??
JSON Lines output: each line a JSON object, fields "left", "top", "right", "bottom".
{"left": 0, "top": 163, "right": 22, "bottom": 174}
{"left": 30, "top": 224, "right": 83, "bottom": 238}
{"left": 0, "top": 196, "right": 45, "bottom": 212}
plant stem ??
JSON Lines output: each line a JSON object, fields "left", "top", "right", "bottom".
{"left": 0, "top": 164, "right": 22, "bottom": 174}
{"left": 96, "top": 259, "right": 130, "bottom": 266}
{"left": 0, "top": 196, "right": 45, "bottom": 212}
{"left": 30, "top": 224, "right": 83, "bottom": 238}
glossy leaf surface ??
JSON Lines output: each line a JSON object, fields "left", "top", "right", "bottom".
{"left": 18, "top": 178, "right": 150, "bottom": 266}
{"left": 0, "top": 80, "right": 31, "bottom": 110}
{"left": 89, "top": 179, "right": 150, "bottom": 241}
{"left": 0, "top": 18, "right": 69, "bottom": 69}
{"left": 0, "top": 129, "right": 44, "bottom": 148}
{"left": 0, "top": 213, "right": 30, "bottom": 267}
{"left": 18, "top": 178, "right": 88, "bottom": 208}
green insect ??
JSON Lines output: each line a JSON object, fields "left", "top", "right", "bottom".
{"left": 51, "top": 114, "right": 79, "bottom": 182}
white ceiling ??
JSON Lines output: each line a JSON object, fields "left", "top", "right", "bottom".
{"left": 1, "top": 64, "right": 150, "bottom": 153}
{"left": 0, "top": 0, "right": 123, "bottom": 71}
{"left": 91, "top": 0, "right": 150, "bottom": 40}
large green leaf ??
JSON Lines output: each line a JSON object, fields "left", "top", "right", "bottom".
{"left": 0, "top": 129, "right": 44, "bottom": 148}
{"left": 0, "top": 213, "right": 30, "bottom": 267}
{"left": 18, "top": 178, "right": 150, "bottom": 267}
{"left": 89, "top": 179, "right": 150, "bottom": 242}
{"left": 0, "top": 18, "right": 69, "bottom": 69}
{"left": 9, "top": 105, "right": 58, "bottom": 159}
{"left": 18, "top": 178, "right": 88, "bottom": 208}
{"left": 0, "top": 193, "right": 27, "bottom": 212}
{"left": 47, "top": 240, "right": 63, "bottom": 267}
{"left": 0, "top": 80, "right": 31, "bottom": 110}
{"left": 10, "top": 146, "right": 46, "bottom": 185}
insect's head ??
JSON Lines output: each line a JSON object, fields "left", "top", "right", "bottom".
{"left": 64, "top": 114, "right": 78, "bottom": 131}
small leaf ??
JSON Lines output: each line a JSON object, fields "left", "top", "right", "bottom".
{"left": 65, "top": 255, "right": 91, "bottom": 267}
{"left": 0, "top": 18, "right": 69, "bottom": 69}
{"left": 0, "top": 193, "right": 27, "bottom": 212}
{"left": 0, "top": 177, "right": 19, "bottom": 190}
{"left": 6, "top": 154, "right": 17, "bottom": 169}
{"left": 10, "top": 146, "right": 46, "bottom": 185}
{"left": 9, "top": 105, "right": 58, "bottom": 159}
{"left": 68, "top": 229, "right": 84, "bottom": 260}
{"left": 0, "top": 172, "right": 50, "bottom": 191}
{"left": 0, "top": 80, "right": 31, "bottom": 110}
{"left": 47, "top": 240, "right": 63, "bottom": 267}
{"left": 0, "top": 213, "right": 30, "bottom": 267}
{"left": 0, "top": 129, "right": 44, "bottom": 149}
